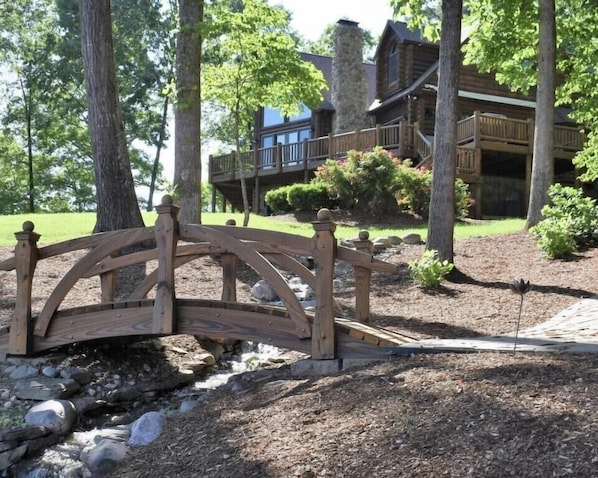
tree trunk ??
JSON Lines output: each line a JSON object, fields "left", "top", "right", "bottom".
{"left": 81, "top": 0, "right": 145, "bottom": 301}
{"left": 174, "top": 0, "right": 203, "bottom": 224}
{"left": 525, "top": 0, "right": 556, "bottom": 228}
{"left": 147, "top": 94, "right": 170, "bottom": 212}
{"left": 80, "top": 0, "right": 144, "bottom": 233}
{"left": 426, "top": 0, "right": 463, "bottom": 263}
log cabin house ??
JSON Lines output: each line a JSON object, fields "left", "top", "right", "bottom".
{"left": 209, "top": 19, "right": 584, "bottom": 219}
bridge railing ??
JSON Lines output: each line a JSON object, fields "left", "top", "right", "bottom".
{"left": 0, "top": 197, "right": 399, "bottom": 359}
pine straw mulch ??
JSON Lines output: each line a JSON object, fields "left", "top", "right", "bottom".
{"left": 113, "top": 225, "right": 598, "bottom": 478}
{"left": 1, "top": 212, "right": 598, "bottom": 477}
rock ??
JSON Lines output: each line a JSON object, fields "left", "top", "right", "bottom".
{"left": 402, "top": 233, "right": 422, "bottom": 245}
{"left": 372, "top": 237, "right": 392, "bottom": 252}
{"left": 179, "top": 400, "right": 199, "bottom": 413}
{"left": 192, "top": 352, "right": 216, "bottom": 366}
{"left": 15, "top": 377, "right": 80, "bottom": 401}
{"left": 81, "top": 440, "right": 127, "bottom": 476}
{"left": 387, "top": 235, "right": 403, "bottom": 246}
{"left": 24, "top": 400, "right": 77, "bottom": 435}
{"left": 9, "top": 364, "right": 39, "bottom": 380}
{"left": 251, "top": 279, "right": 279, "bottom": 301}
{"left": 60, "top": 367, "right": 92, "bottom": 385}
{"left": 0, "top": 445, "right": 27, "bottom": 471}
{"left": 128, "top": 411, "right": 167, "bottom": 447}
{"left": 41, "top": 366, "right": 59, "bottom": 378}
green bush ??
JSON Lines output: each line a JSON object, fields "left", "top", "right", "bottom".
{"left": 264, "top": 185, "right": 293, "bottom": 212}
{"left": 539, "top": 184, "right": 598, "bottom": 245}
{"left": 530, "top": 217, "right": 577, "bottom": 259}
{"left": 313, "top": 147, "right": 400, "bottom": 213}
{"left": 408, "top": 249, "right": 454, "bottom": 288}
{"left": 530, "top": 184, "right": 598, "bottom": 258}
{"left": 394, "top": 162, "right": 472, "bottom": 218}
{"left": 287, "top": 183, "right": 333, "bottom": 211}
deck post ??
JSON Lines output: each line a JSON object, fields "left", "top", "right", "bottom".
{"left": 275, "top": 143, "right": 282, "bottom": 173}
{"left": 375, "top": 124, "right": 382, "bottom": 147}
{"left": 311, "top": 208, "right": 337, "bottom": 359}
{"left": 473, "top": 111, "right": 481, "bottom": 147}
{"left": 10, "top": 221, "right": 40, "bottom": 355}
{"left": 398, "top": 122, "right": 405, "bottom": 156}
{"left": 352, "top": 230, "right": 373, "bottom": 323}
{"left": 221, "top": 219, "right": 238, "bottom": 302}
{"left": 328, "top": 132, "right": 334, "bottom": 157}
{"left": 153, "top": 195, "right": 180, "bottom": 335}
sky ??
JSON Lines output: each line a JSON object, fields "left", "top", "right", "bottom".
{"left": 270, "top": 0, "right": 395, "bottom": 41}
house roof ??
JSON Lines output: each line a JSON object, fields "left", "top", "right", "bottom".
{"left": 385, "top": 20, "right": 437, "bottom": 45}
{"left": 299, "top": 52, "right": 377, "bottom": 107}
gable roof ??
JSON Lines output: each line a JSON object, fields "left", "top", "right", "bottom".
{"left": 299, "top": 52, "right": 377, "bottom": 106}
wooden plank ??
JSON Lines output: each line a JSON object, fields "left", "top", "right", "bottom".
{"left": 33, "top": 305, "right": 154, "bottom": 353}
{"left": 336, "top": 246, "right": 400, "bottom": 273}
{"left": 177, "top": 303, "right": 311, "bottom": 355}
{"left": 35, "top": 228, "right": 156, "bottom": 337}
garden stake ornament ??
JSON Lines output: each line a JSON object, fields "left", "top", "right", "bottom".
{"left": 509, "top": 279, "right": 532, "bottom": 353}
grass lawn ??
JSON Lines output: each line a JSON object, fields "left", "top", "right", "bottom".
{"left": 0, "top": 211, "right": 525, "bottom": 246}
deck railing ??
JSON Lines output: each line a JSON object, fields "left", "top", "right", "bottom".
{"left": 210, "top": 112, "right": 584, "bottom": 182}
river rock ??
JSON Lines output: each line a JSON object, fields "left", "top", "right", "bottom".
{"left": 9, "top": 364, "right": 39, "bottom": 380}
{"left": 402, "top": 233, "right": 422, "bottom": 245}
{"left": 81, "top": 440, "right": 127, "bottom": 476}
{"left": 0, "top": 444, "right": 27, "bottom": 471}
{"left": 251, "top": 279, "right": 279, "bottom": 301}
{"left": 128, "top": 411, "right": 167, "bottom": 447}
{"left": 24, "top": 400, "right": 77, "bottom": 435}
{"left": 16, "top": 377, "right": 80, "bottom": 401}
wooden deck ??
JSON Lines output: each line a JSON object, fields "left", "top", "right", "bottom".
{"left": 0, "top": 198, "right": 414, "bottom": 359}
{"left": 209, "top": 112, "right": 584, "bottom": 213}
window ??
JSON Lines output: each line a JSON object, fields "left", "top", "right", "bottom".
{"left": 388, "top": 44, "right": 398, "bottom": 85}
{"left": 262, "top": 104, "right": 311, "bottom": 127}
{"left": 288, "top": 104, "right": 311, "bottom": 122}
{"left": 262, "top": 107, "right": 285, "bottom": 127}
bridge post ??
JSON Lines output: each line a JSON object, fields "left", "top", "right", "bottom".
{"left": 352, "top": 230, "right": 373, "bottom": 323}
{"left": 221, "top": 219, "right": 238, "bottom": 302}
{"left": 10, "top": 221, "right": 40, "bottom": 355}
{"left": 311, "top": 209, "right": 337, "bottom": 359}
{"left": 153, "top": 195, "right": 180, "bottom": 335}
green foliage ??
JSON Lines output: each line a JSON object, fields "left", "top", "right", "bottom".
{"left": 530, "top": 184, "right": 598, "bottom": 258}
{"left": 265, "top": 186, "right": 294, "bottom": 212}
{"left": 313, "top": 147, "right": 401, "bottom": 215}
{"left": 287, "top": 183, "right": 333, "bottom": 211}
{"left": 408, "top": 249, "right": 454, "bottom": 288}
{"left": 530, "top": 218, "right": 577, "bottom": 259}
{"left": 314, "top": 149, "right": 472, "bottom": 218}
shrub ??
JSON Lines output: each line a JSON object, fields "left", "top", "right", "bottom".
{"left": 408, "top": 249, "right": 454, "bottom": 288}
{"left": 530, "top": 184, "right": 598, "bottom": 259}
{"left": 394, "top": 162, "right": 472, "bottom": 218}
{"left": 287, "top": 183, "right": 333, "bottom": 211}
{"left": 313, "top": 147, "right": 400, "bottom": 213}
{"left": 264, "top": 185, "right": 293, "bottom": 213}
{"left": 539, "top": 184, "right": 598, "bottom": 245}
{"left": 530, "top": 217, "right": 577, "bottom": 259}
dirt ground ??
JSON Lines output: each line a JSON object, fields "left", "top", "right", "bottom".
{"left": 2, "top": 212, "right": 598, "bottom": 477}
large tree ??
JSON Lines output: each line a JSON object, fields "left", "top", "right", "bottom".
{"left": 391, "top": 0, "right": 463, "bottom": 262}
{"left": 203, "top": 0, "right": 326, "bottom": 226}
{"left": 174, "top": 0, "right": 203, "bottom": 224}
{"left": 525, "top": 0, "right": 556, "bottom": 228}
{"left": 80, "top": 0, "right": 144, "bottom": 232}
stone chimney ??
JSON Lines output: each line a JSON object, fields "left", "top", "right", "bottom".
{"left": 331, "top": 19, "right": 370, "bottom": 134}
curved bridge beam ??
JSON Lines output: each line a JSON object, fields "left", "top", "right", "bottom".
{"left": 180, "top": 224, "right": 311, "bottom": 339}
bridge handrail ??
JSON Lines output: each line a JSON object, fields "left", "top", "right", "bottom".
{"left": 4, "top": 201, "right": 395, "bottom": 358}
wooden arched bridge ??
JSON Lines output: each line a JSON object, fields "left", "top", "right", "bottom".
{"left": 0, "top": 197, "right": 415, "bottom": 360}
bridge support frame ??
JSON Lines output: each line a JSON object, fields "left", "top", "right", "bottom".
{"left": 10, "top": 222, "right": 40, "bottom": 355}
{"left": 311, "top": 209, "right": 337, "bottom": 359}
